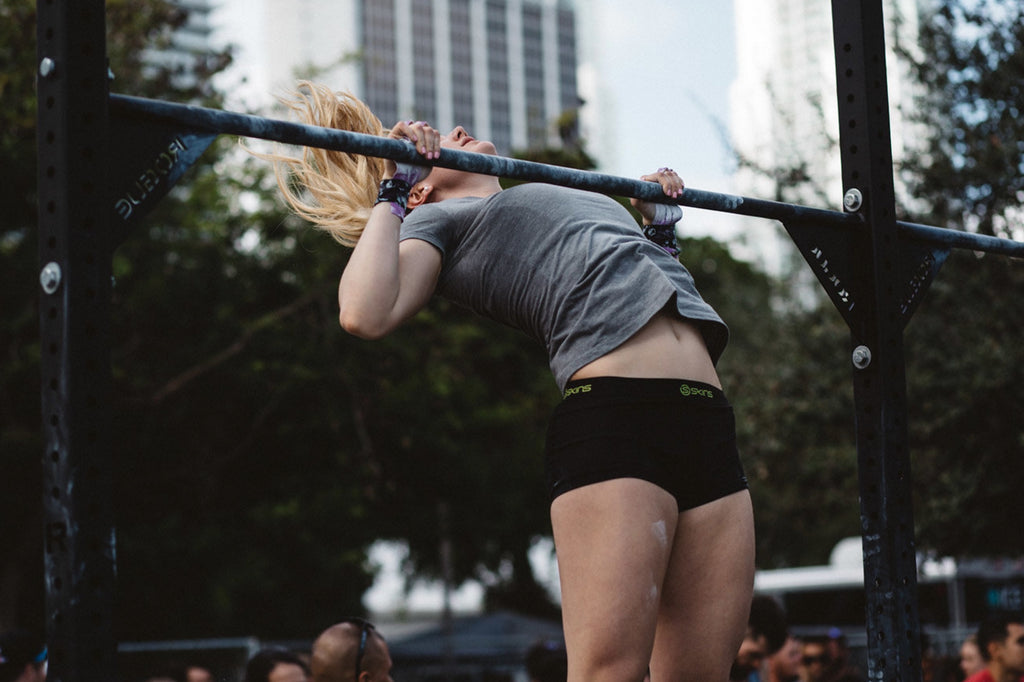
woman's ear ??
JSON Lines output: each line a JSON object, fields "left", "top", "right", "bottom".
{"left": 408, "top": 183, "right": 434, "bottom": 208}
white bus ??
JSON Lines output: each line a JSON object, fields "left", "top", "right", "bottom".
{"left": 754, "top": 537, "right": 1024, "bottom": 656}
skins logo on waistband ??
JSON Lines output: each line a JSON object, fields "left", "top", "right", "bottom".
{"left": 679, "top": 383, "right": 715, "bottom": 398}
{"left": 563, "top": 383, "right": 592, "bottom": 399}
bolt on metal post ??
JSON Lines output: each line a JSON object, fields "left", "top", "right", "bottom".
{"left": 39, "top": 57, "right": 56, "bottom": 78}
{"left": 843, "top": 188, "right": 863, "bottom": 212}
{"left": 40, "top": 262, "right": 63, "bottom": 295}
{"left": 852, "top": 345, "right": 872, "bottom": 369}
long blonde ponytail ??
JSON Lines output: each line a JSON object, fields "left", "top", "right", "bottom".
{"left": 263, "top": 82, "right": 387, "bottom": 247}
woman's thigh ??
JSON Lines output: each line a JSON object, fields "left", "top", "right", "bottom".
{"left": 550, "top": 478, "right": 680, "bottom": 682}
{"left": 651, "top": 489, "right": 756, "bottom": 682}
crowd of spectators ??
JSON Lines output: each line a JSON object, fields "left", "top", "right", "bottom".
{"left": 5, "top": 607, "right": 1021, "bottom": 682}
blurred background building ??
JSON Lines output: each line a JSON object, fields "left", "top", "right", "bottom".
{"left": 203, "top": 0, "right": 579, "bottom": 156}
{"left": 145, "top": 0, "right": 218, "bottom": 89}
{"left": 728, "top": 0, "right": 924, "bottom": 273}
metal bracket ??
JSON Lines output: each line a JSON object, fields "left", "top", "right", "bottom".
{"left": 783, "top": 217, "right": 950, "bottom": 334}
{"left": 107, "top": 112, "right": 218, "bottom": 245}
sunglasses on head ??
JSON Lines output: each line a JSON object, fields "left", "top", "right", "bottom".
{"left": 342, "top": 617, "right": 376, "bottom": 680}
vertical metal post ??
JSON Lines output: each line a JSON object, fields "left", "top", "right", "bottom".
{"left": 831, "top": 2, "right": 922, "bottom": 681}
{"left": 36, "top": 2, "right": 116, "bottom": 681}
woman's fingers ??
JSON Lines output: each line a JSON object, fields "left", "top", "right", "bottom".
{"left": 384, "top": 121, "right": 439, "bottom": 179}
{"left": 632, "top": 167, "right": 685, "bottom": 224}
{"left": 655, "top": 167, "right": 685, "bottom": 198}
{"left": 393, "top": 120, "right": 440, "bottom": 159}
{"left": 638, "top": 168, "right": 684, "bottom": 198}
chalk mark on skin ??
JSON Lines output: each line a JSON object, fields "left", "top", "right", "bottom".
{"left": 645, "top": 521, "right": 669, "bottom": 608}
{"left": 652, "top": 520, "right": 668, "bottom": 548}
{"left": 647, "top": 581, "right": 660, "bottom": 608}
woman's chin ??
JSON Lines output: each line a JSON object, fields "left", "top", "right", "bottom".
{"left": 474, "top": 140, "right": 498, "bottom": 155}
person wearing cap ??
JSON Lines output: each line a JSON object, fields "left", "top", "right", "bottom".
{"left": 0, "top": 630, "right": 47, "bottom": 682}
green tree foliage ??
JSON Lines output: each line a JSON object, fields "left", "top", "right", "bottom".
{"left": 359, "top": 301, "right": 558, "bottom": 619}
{"left": 905, "top": 251, "right": 1024, "bottom": 556}
{"left": 739, "top": 305, "right": 859, "bottom": 568}
{"left": 897, "top": 0, "right": 1024, "bottom": 557}
{"left": 0, "top": 0, "right": 45, "bottom": 615}
{"left": 901, "top": 0, "right": 1024, "bottom": 239}
{"left": 107, "top": 149, "right": 387, "bottom": 638}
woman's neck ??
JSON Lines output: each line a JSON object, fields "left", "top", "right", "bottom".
{"left": 437, "top": 175, "right": 502, "bottom": 201}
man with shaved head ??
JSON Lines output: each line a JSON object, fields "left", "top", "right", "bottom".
{"left": 311, "top": 619, "right": 394, "bottom": 682}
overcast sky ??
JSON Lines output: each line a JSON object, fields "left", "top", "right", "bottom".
{"left": 579, "top": 0, "right": 741, "bottom": 240}
{"left": 580, "top": 1, "right": 737, "bottom": 189}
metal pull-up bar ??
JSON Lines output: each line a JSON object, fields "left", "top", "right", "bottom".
{"left": 108, "top": 93, "right": 857, "bottom": 227}
{"left": 105, "top": 91, "right": 1021, "bottom": 339}
{"left": 108, "top": 94, "right": 1024, "bottom": 261}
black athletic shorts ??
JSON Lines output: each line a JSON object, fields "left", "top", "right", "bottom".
{"left": 544, "top": 376, "right": 748, "bottom": 510}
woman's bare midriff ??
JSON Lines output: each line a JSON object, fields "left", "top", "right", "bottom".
{"left": 569, "top": 310, "right": 722, "bottom": 388}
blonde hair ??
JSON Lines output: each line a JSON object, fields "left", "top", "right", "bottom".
{"left": 261, "top": 81, "right": 387, "bottom": 247}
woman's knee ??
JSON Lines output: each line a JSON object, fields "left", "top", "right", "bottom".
{"left": 569, "top": 648, "right": 651, "bottom": 682}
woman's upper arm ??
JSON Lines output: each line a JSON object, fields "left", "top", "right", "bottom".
{"left": 338, "top": 237, "right": 442, "bottom": 339}
{"left": 392, "top": 237, "right": 443, "bottom": 324}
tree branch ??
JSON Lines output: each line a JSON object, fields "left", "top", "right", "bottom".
{"left": 150, "top": 287, "right": 328, "bottom": 404}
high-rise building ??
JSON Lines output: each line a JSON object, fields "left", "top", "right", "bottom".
{"left": 225, "top": 0, "right": 578, "bottom": 156}
{"left": 363, "top": 0, "right": 578, "bottom": 154}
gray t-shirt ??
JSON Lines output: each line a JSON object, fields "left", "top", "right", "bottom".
{"left": 400, "top": 183, "right": 728, "bottom": 391}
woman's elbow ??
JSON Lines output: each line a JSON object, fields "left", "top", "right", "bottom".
{"left": 338, "top": 307, "right": 390, "bottom": 340}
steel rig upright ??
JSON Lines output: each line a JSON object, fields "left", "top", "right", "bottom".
{"left": 831, "top": 2, "right": 923, "bottom": 680}
{"left": 36, "top": 2, "right": 116, "bottom": 682}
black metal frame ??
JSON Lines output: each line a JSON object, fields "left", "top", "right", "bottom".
{"left": 35, "top": 1, "right": 1023, "bottom": 680}
{"left": 36, "top": 3, "right": 116, "bottom": 682}
{"left": 832, "top": 3, "right": 924, "bottom": 679}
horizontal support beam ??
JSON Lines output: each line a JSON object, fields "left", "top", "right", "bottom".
{"left": 110, "top": 94, "right": 1024, "bottom": 260}
{"left": 899, "top": 220, "right": 1024, "bottom": 259}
